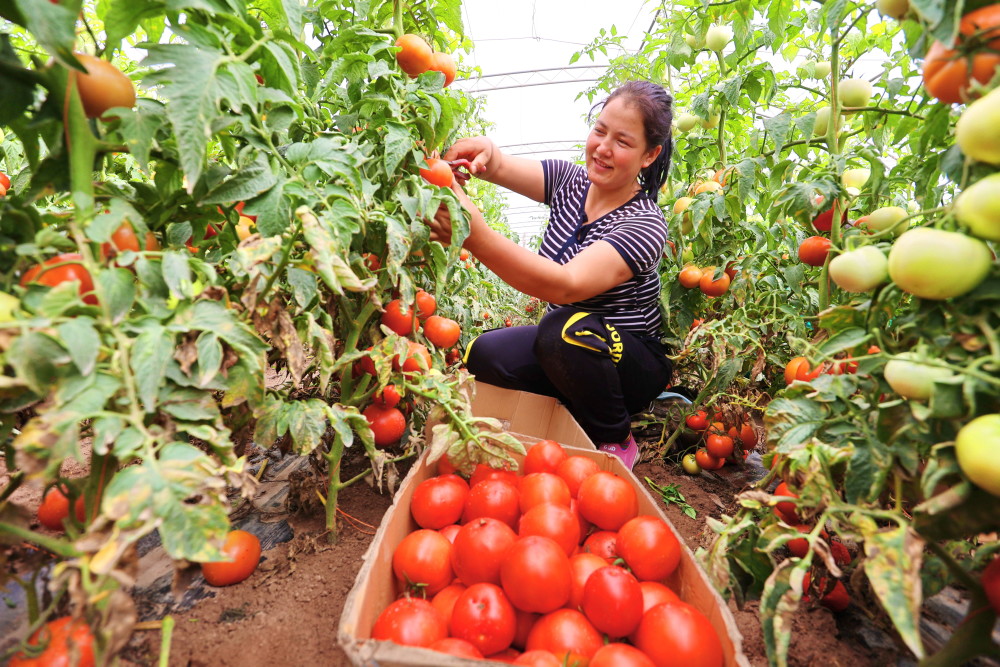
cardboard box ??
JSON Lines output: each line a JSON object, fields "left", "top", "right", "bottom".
{"left": 338, "top": 434, "right": 750, "bottom": 666}
{"left": 469, "top": 383, "right": 595, "bottom": 451}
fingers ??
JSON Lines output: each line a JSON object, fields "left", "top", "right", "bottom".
{"left": 443, "top": 137, "right": 491, "bottom": 178}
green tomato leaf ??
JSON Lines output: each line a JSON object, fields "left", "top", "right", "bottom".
{"left": 130, "top": 324, "right": 174, "bottom": 412}
{"left": 861, "top": 523, "right": 926, "bottom": 659}
{"left": 56, "top": 316, "right": 100, "bottom": 375}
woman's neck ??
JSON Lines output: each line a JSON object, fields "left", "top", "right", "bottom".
{"left": 585, "top": 182, "right": 641, "bottom": 221}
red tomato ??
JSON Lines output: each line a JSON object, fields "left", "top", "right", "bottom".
{"left": 512, "top": 608, "right": 540, "bottom": 650}
{"left": 500, "top": 536, "right": 572, "bottom": 613}
{"left": 981, "top": 556, "right": 1000, "bottom": 615}
{"left": 634, "top": 601, "right": 724, "bottom": 667}
{"left": 20, "top": 253, "right": 97, "bottom": 305}
{"left": 556, "top": 456, "right": 600, "bottom": 497}
{"left": 578, "top": 471, "right": 638, "bottom": 531}
{"left": 705, "top": 433, "right": 734, "bottom": 459}
{"left": 411, "top": 474, "right": 468, "bottom": 529}
{"left": 513, "top": 649, "right": 562, "bottom": 666}
{"left": 591, "top": 643, "right": 657, "bottom": 667}
{"left": 524, "top": 608, "right": 603, "bottom": 664}
{"left": 568, "top": 497, "right": 592, "bottom": 542}
{"left": 581, "top": 530, "right": 618, "bottom": 563}
{"left": 798, "top": 236, "right": 832, "bottom": 267}
{"left": 568, "top": 552, "right": 609, "bottom": 611}
{"left": 431, "top": 582, "right": 467, "bottom": 625}
{"left": 37, "top": 486, "right": 79, "bottom": 531}
{"left": 582, "top": 565, "right": 644, "bottom": 637}
{"left": 414, "top": 289, "right": 437, "bottom": 319}
{"left": 519, "top": 473, "right": 571, "bottom": 513}
{"left": 8, "top": 616, "right": 96, "bottom": 667}
{"left": 420, "top": 158, "right": 455, "bottom": 188}
{"left": 450, "top": 582, "right": 517, "bottom": 656}
{"left": 462, "top": 479, "right": 521, "bottom": 530}
{"left": 363, "top": 404, "right": 407, "bottom": 447}
{"left": 637, "top": 581, "right": 682, "bottom": 614}
{"left": 469, "top": 463, "right": 521, "bottom": 489}
{"left": 201, "top": 530, "right": 261, "bottom": 586}
{"left": 428, "top": 637, "right": 483, "bottom": 659}
{"left": 423, "top": 315, "right": 462, "bottom": 348}
{"left": 518, "top": 502, "right": 580, "bottom": 556}
{"left": 452, "top": 516, "right": 518, "bottom": 586}
{"left": 685, "top": 410, "right": 709, "bottom": 431}
{"left": 812, "top": 206, "right": 846, "bottom": 232}
{"left": 617, "top": 515, "right": 682, "bottom": 582}
{"left": 371, "top": 597, "right": 447, "bottom": 647}
{"left": 373, "top": 384, "right": 401, "bottom": 408}
{"left": 0, "top": 172, "right": 9, "bottom": 189}
{"left": 381, "top": 299, "right": 418, "bottom": 335}
{"left": 438, "top": 524, "right": 460, "bottom": 544}
{"left": 392, "top": 529, "right": 453, "bottom": 595}
{"left": 523, "top": 440, "right": 568, "bottom": 475}
{"left": 773, "top": 482, "right": 799, "bottom": 523}
{"left": 695, "top": 448, "right": 724, "bottom": 471}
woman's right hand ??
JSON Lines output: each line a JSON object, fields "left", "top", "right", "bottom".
{"left": 443, "top": 137, "right": 496, "bottom": 180}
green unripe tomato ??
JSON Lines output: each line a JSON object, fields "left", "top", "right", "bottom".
{"left": 883, "top": 352, "right": 954, "bottom": 401}
{"left": 814, "top": 61, "right": 831, "bottom": 79}
{"left": 955, "top": 414, "right": 1000, "bottom": 497}
{"left": 953, "top": 172, "right": 1000, "bottom": 241}
{"left": 863, "top": 206, "right": 909, "bottom": 236}
{"left": 877, "top": 0, "right": 910, "bottom": 19}
{"left": 839, "top": 78, "right": 873, "bottom": 108}
{"left": 813, "top": 107, "right": 832, "bottom": 137}
{"left": 705, "top": 25, "right": 733, "bottom": 52}
{"left": 829, "top": 246, "right": 889, "bottom": 293}
{"left": 0, "top": 291, "right": 18, "bottom": 322}
{"left": 955, "top": 86, "right": 1000, "bottom": 165}
{"left": 676, "top": 113, "right": 699, "bottom": 132}
{"left": 887, "top": 228, "right": 991, "bottom": 300}
{"left": 681, "top": 453, "right": 701, "bottom": 475}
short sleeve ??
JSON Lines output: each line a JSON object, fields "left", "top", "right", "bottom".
{"left": 542, "top": 159, "right": 585, "bottom": 206}
{"left": 601, "top": 206, "right": 667, "bottom": 275}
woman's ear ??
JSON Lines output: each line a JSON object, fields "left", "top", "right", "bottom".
{"left": 642, "top": 144, "right": 663, "bottom": 168}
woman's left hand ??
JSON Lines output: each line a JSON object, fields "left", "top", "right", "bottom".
{"left": 427, "top": 182, "right": 484, "bottom": 247}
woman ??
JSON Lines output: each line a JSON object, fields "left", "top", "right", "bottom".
{"left": 428, "top": 80, "right": 674, "bottom": 470}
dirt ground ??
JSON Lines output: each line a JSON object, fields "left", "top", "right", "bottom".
{"left": 99, "top": 438, "right": 907, "bottom": 667}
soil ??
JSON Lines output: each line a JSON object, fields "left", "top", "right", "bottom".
{"left": 3, "top": 425, "right": 926, "bottom": 667}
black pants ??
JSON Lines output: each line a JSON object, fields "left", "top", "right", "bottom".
{"left": 464, "top": 307, "right": 673, "bottom": 443}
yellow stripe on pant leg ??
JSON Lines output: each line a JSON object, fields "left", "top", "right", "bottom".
{"left": 560, "top": 311, "right": 608, "bottom": 354}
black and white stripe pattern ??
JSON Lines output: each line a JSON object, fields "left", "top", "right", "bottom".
{"left": 539, "top": 159, "right": 667, "bottom": 337}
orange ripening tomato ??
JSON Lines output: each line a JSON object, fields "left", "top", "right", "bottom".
{"left": 201, "top": 530, "right": 262, "bottom": 586}
{"left": 798, "top": 236, "right": 831, "bottom": 267}
{"left": 0, "top": 172, "right": 10, "bottom": 190}
{"left": 71, "top": 53, "right": 136, "bottom": 119}
{"left": 399, "top": 341, "right": 432, "bottom": 374}
{"left": 784, "top": 356, "right": 821, "bottom": 384}
{"left": 423, "top": 315, "right": 461, "bottom": 348}
{"left": 101, "top": 221, "right": 159, "bottom": 259}
{"left": 699, "top": 267, "right": 731, "bottom": 297}
{"left": 395, "top": 33, "right": 433, "bottom": 77}
{"left": 420, "top": 157, "right": 455, "bottom": 188}
{"left": 37, "top": 486, "right": 83, "bottom": 531}
{"left": 8, "top": 616, "right": 96, "bottom": 667}
{"left": 922, "top": 41, "right": 1000, "bottom": 104}
{"left": 678, "top": 265, "right": 704, "bottom": 288}
{"left": 429, "top": 51, "right": 457, "bottom": 87}
{"left": 20, "top": 253, "right": 98, "bottom": 305}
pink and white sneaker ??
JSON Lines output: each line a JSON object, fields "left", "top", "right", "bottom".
{"left": 598, "top": 433, "right": 640, "bottom": 470}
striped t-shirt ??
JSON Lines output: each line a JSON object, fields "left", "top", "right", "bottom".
{"left": 539, "top": 159, "right": 667, "bottom": 337}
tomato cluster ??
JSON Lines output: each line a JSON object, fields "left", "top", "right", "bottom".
{"left": 372, "top": 440, "right": 725, "bottom": 665}
{"left": 677, "top": 264, "right": 735, "bottom": 297}
{"left": 682, "top": 408, "right": 757, "bottom": 474}
{"left": 394, "top": 33, "right": 457, "bottom": 87}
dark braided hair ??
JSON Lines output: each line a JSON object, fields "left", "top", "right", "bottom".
{"left": 591, "top": 81, "right": 674, "bottom": 198}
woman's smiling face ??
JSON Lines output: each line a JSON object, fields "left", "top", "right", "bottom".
{"left": 585, "top": 97, "right": 661, "bottom": 194}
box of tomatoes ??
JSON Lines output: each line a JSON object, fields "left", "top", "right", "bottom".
{"left": 337, "top": 427, "right": 750, "bottom": 666}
